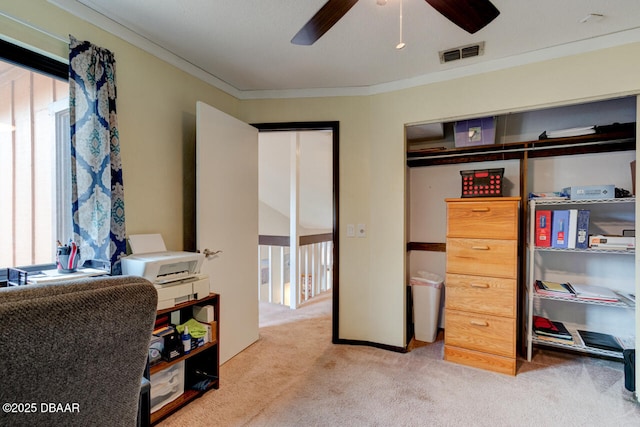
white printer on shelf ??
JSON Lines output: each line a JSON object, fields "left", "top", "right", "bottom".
{"left": 121, "top": 234, "right": 209, "bottom": 310}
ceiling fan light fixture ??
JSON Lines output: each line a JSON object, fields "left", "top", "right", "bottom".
{"left": 579, "top": 13, "right": 604, "bottom": 24}
{"left": 396, "top": 0, "right": 405, "bottom": 50}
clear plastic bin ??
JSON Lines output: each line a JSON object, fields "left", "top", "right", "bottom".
{"left": 150, "top": 360, "right": 184, "bottom": 413}
{"left": 410, "top": 271, "right": 444, "bottom": 343}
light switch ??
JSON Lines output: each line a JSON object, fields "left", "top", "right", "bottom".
{"left": 346, "top": 224, "right": 355, "bottom": 237}
{"left": 357, "top": 223, "right": 366, "bottom": 238}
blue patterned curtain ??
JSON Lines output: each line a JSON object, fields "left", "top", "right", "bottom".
{"left": 69, "top": 36, "right": 126, "bottom": 275}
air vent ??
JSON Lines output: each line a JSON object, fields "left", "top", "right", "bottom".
{"left": 439, "top": 42, "right": 485, "bottom": 64}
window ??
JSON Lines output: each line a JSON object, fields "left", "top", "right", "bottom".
{"left": 0, "top": 39, "right": 69, "bottom": 269}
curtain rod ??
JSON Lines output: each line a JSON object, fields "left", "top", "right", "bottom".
{"left": 0, "top": 10, "right": 69, "bottom": 44}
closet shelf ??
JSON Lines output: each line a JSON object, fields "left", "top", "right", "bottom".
{"left": 532, "top": 246, "right": 634, "bottom": 255}
{"left": 531, "top": 197, "right": 635, "bottom": 206}
{"left": 407, "top": 129, "right": 635, "bottom": 167}
{"left": 532, "top": 291, "right": 635, "bottom": 309}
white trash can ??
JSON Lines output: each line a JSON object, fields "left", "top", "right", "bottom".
{"left": 410, "top": 271, "right": 444, "bottom": 343}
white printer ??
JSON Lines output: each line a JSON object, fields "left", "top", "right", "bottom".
{"left": 121, "top": 234, "right": 210, "bottom": 310}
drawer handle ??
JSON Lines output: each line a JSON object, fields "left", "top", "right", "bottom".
{"left": 470, "top": 320, "right": 489, "bottom": 327}
{"left": 470, "top": 283, "right": 490, "bottom": 288}
{"left": 471, "top": 208, "right": 490, "bottom": 212}
{"left": 471, "top": 245, "right": 490, "bottom": 250}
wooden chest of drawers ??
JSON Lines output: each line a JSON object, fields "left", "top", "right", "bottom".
{"left": 444, "top": 197, "right": 520, "bottom": 375}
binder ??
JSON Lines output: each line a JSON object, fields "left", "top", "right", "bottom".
{"left": 576, "top": 210, "right": 590, "bottom": 249}
{"left": 551, "top": 210, "right": 570, "bottom": 249}
{"left": 567, "top": 209, "right": 578, "bottom": 249}
{"left": 577, "top": 330, "right": 623, "bottom": 353}
{"left": 535, "top": 210, "right": 552, "bottom": 247}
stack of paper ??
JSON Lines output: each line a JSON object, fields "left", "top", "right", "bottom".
{"left": 534, "top": 280, "right": 575, "bottom": 298}
{"left": 616, "top": 291, "right": 635, "bottom": 306}
{"left": 541, "top": 126, "right": 596, "bottom": 139}
{"left": 529, "top": 192, "right": 569, "bottom": 200}
{"left": 533, "top": 316, "right": 574, "bottom": 344}
{"left": 570, "top": 284, "right": 619, "bottom": 302}
{"left": 27, "top": 268, "right": 108, "bottom": 284}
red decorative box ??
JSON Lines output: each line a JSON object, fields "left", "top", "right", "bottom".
{"left": 460, "top": 168, "right": 504, "bottom": 198}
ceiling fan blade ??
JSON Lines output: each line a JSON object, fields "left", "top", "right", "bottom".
{"left": 425, "top": 0, "right": 500, "bottom": 34}
{"left": 292, "top": 0, "right": 359, "bottom": 45}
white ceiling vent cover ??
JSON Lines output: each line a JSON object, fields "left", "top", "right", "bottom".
{"left": 439, "top": 42, "right": 485, "bottom": 64}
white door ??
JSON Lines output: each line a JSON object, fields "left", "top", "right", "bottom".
{"left": 196, "top": 101, "right": 259, "bottom": 364}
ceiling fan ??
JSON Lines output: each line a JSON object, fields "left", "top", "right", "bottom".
{"left": 291, "top": 0, "right": 500, "bottom": 45}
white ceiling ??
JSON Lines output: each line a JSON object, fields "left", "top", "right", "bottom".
{"left": 51, "top": 0, "right": 640, "bottom": 99}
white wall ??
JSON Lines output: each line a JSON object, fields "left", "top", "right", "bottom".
{"left": 259, "top": 201, "right": 331, "bottom": 236}
{"left": 258, "top": 201, "right": 289, "bottom": 236}
{"left": 259, "top": 131, "right": 333, "bottom": 235}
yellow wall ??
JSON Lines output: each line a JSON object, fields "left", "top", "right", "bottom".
{"left": 0, "top": 0, "right": 238, "bottom": 253}
{"left": 2, "top": 0, "right": 639, "bottom": 348}
{"left": 241, "top": 47, "right": 640, "bottom": 346}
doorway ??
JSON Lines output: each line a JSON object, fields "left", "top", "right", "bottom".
{"left": 253, "top": 122, "right": 339, "bottom": 343}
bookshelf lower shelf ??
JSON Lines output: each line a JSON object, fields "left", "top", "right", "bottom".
{"left": 531, "top": 328, "right": 632, "bottom": 360}
{"left": 150, "top": 382, "right": 218, "bottom": 425}
{"left": 148, "top": 293, "right": 220, "bottom": 425}
{"left": 532, "top": 337, "right": 624, "bottom": 360}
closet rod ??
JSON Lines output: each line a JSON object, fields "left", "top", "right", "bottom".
{"left": 409, "top": 138, "right": 634, "bottom": 162}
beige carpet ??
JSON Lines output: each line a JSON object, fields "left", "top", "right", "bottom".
{"left": 158, "top": 291, "right": 639, "bottom": 426}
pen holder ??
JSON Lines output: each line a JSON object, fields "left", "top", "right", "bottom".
{"left": 57, "top": 245, "right": 80, "bottom": 273}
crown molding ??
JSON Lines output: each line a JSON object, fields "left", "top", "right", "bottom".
{"left": 48, "top": 0, "right": 242, "bottom": 98}
{"left": 48, "top": 1, "right": 640, "bottom": 101}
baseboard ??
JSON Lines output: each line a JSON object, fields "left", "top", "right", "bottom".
{"left": 333, "top": 338, "right": 407, "bottom": 353}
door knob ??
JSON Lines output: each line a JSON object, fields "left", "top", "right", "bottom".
{"left": 201, "top": 248, "right": 222, "bottom": 258}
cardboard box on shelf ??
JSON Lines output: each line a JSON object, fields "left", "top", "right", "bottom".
{"left": 589, "top": 235, "right": 635, "bottom": 250}
{"left": 562, "top": 185, "right": 615, "bottom": 200}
